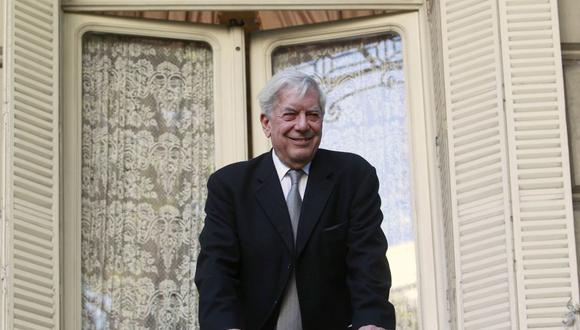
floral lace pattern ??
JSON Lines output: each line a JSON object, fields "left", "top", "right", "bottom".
{"left": 81, "top": 33, "right": 214, "bottom": 329}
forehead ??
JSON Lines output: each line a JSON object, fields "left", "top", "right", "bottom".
{"left": 276, "top": 87, "right": 320, "bottom": 107}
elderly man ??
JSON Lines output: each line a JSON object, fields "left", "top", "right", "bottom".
{"left": 195, "top": 70, "right": 396, "bottom": 330}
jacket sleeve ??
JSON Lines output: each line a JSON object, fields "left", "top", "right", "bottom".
{"left": 195, "top": 172, "right": 244, "bottom": 330}
{"left": 346, "top": 165, "right": 396, "bottom": 330}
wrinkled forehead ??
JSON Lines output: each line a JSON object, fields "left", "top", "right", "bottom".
{"left": 275, "top": 85, "right": 321, "bottom": 106}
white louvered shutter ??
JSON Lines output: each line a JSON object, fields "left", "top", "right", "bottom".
{"left": 439, "top": 0, "right": 519, "bottom": 328}
{"left": 498, "top": 0, "right": 580, "bottom": 328}
{"left": 3, "top": 0, "right": 59, "bottom": 329}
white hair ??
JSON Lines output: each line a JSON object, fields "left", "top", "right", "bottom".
{"left": 257, "top": 70, "right": 326, "bottom": 118}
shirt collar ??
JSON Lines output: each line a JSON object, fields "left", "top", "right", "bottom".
{"left": 272, "top": 149, "right": 311, "bottom": 182}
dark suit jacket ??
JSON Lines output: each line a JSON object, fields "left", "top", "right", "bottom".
{"left": 195, "top": 149, "right": 396, "bottom": 330}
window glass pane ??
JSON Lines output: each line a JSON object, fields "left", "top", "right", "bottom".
{"left": 81, "top": 33, "right": 214, "bottom": 329}
{"left": 564, "top": 57, "right": 580, "bottom": 191}
{"left": 563, "top": 56, "right": 580, "bottom": 279}
{"left": 272, "top": 33, "right": 418, "bottom": 329}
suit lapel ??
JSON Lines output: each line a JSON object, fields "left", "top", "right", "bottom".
{"left": 255, "top": 152, "right": 294, "bottom": 253}
{"left": 296, "top": 151, "right": 335, "bottom": 256}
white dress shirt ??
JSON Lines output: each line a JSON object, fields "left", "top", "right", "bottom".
{"left": 272, "top": 150, "right": 310, "bottom": 199}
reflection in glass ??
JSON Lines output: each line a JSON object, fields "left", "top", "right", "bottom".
{"left": 81, "top": 33, "right": 214, "bottom": 329}
{"left": 273, "top": 33, "right": 418, "bottom": 329}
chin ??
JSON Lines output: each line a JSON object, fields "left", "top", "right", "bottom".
{"left": 290, "top": 151, "right": 316, "bottom": 165}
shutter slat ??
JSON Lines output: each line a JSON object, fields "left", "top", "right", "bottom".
{"left": 449, "top": 46, "right": 492, "bottom": 67}
{"left": 15, "top": 110, "right": 53, "bottom": 132}
{"left": 14, "top": 66, "right": 53, "bottom": 90}
{"left": 13, "top": 220, "right": 53, "bottom": 243}
{"left": 460, "top": 216, "right": 505, "bottom": 233}
{"left": 14, "top": 31, "right": 53, "bottom": 57}
{"left": 14, "top": 176, "right": 53, "bottom": 197}
{"left": 14, "top": 82, "right": 54, "bottom": 106}
{"left": 464, "top": 294, "right": 510, "bottom": 311}
{"left": 14, "top": 198, "right": 53, "bottom": 218}
{"left": 14, "top": 188, "right": 53, "bottom": 210}
{"left": 15, "top": 74, "right": 53, "bottom": 98}
{"left": 456, "top": 143, "right": 499, "bottom": 165}
{"left": 462, "top": 263, "right": 509, "bottom": 284}
{"left": 13, "top": 299, "right": 54, "bottom": 320}
{"left": 14, "top": 138, "right": 53, "bottom": 161}
{"left": 15, "top": 131, "right": 54, "bottom": 153}
{"left": 14, "top": 147, "right": 54, "bottom": 169}
{"left": 14, "top": 48, "right": 53, "bottom": 74}
{"left": 13, "top": 317, "right": 53, "bottom": 330}
{"left": 13, "top": 270, "right": 53, "bottom": 290}
{"left": 453, "top": 117, "right": 499, "bottom": 136}
{"left": 14, "top": 92, "right": 53, "bottom": 114}
{"left": 13, "top": 249, "right": 53, "bottom": 270}
{"left": 14, "top": 2, "right": 53, "bottom": 24}
{"left": 460, "top": 235, "right": 507, "bottom": 254}
{"left": 446, "top": 0, "right": 481, "bottom": 11}
{"left": 14, "top": 278, "right": 54, "bottom": 298}
{"left": 454, "top": 132, "right": 501, "bottom": 154}
{"left": 14, "top": 18, "right": 53, "bottom": 43}
{"left": 458, "top": 198, "right": 504, "bottom": 215}
{"left": 14, "top": 167, "right": 54, "bottom": 187}
{"left": 14, "top": 206, "right": 53, "bottom": 227}
{"left": 463, "top": 272, "right": 511, "bottom": 291}
{"left": 456, "top": 182, "right": 503, "bottom": 201}
{"left": 14, "top": 258, "right": 53, "bottom": 279}
{"left": 14, "top": 287, "right": 54, "bottom": 309}
{"left": 13, "top": 307, "right": 54, "bottom": 328}
{"left": 13, "top": 237, "right": 53, "bottom": 259}
{"left": 520, "top": 206, "right": 565, "bottom": 214}
{"left": 14, "top": 12, "right": 53, "bottom": 39}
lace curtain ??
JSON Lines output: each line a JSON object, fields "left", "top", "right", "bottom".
{"left": 81, "top": 33, "right": 214, "bottom": 329}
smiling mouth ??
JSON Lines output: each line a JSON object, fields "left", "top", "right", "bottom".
{"left": 289, "top": 136, "right": 312, "bottom": 142}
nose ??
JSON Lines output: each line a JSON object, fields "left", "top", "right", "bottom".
{"left": 294, "top": 112, "right": 309, "bottom": 131}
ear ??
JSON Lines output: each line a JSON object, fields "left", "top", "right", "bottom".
{"left": 260, "top": 114, "right": 271, "bottom": 138}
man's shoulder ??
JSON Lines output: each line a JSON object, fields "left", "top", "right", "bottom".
{"left": 315, "top": 148, "right": 373, "bottom": 170}
{"left": 210, "top": 151, "right": 270, "bottom": 181}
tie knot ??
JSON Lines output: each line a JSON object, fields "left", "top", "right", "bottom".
{"left": 287, "top": 169, "right": 303, "bottom": 185}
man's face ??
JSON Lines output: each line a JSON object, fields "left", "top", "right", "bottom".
{"left": 260, "top": 87, "right": 323, "bottom": 169}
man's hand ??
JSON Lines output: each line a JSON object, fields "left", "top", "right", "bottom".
{"left": 359, "top": 325, "right": 386, "bottom": 330}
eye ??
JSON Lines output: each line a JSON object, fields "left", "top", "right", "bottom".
{"left": 306, "top": 111, "right": 322, "bottom": 120}
{"left": 282, "top": 111, "right": 298, "bottom": 121}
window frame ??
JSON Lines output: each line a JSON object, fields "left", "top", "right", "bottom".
{"left": 59, "top": 2, "right": 447, "bottom": 330}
